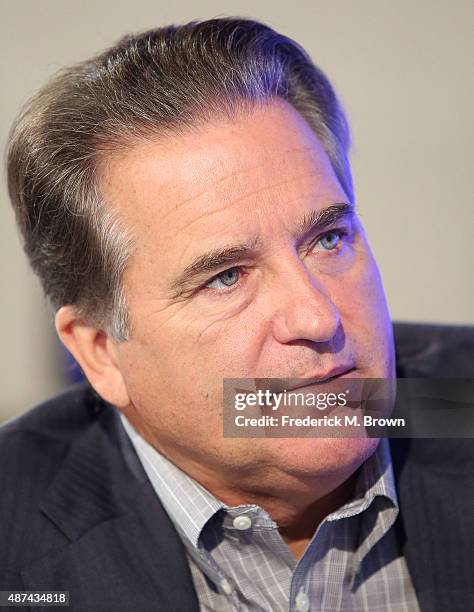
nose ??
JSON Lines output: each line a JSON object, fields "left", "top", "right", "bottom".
{"left": 270, "top": 260, "right": 341, "bottom": 345}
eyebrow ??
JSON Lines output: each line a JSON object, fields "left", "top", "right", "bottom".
{"left": 170, "top": 202, "right": 354, "bottom": 297}
{"left": 294, "top": 202, "right": 354, "bottom": 239}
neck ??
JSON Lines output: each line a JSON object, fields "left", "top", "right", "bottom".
{"left": 276, "top": 474, "right": 358, "bottom": 559}
{"left": 125, "top": 409, "right": 360, "bottom": 560}
{"left": 193, "top": 465, "right": 360, "bottom": 561}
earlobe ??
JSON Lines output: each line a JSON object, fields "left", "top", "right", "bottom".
{"left": 54, "top": 306, "right": 131, "bottom": 408}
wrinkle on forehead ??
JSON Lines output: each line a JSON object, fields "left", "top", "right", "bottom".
{"left": 97, "top": 101, "right": 341, "bottom": 230}
{"left": 171, "top": 168, "right": 331, "bottom": 242}
{"left": 97, "top": 101, "right": 348, "bottom": 299}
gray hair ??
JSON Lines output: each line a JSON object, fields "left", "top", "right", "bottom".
{"left": 7, "top": 17, "right": 353, "bottom": 342}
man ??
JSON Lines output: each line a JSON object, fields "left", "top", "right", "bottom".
{"left": 1, "top": 17, "right": 473, "bottom": 612}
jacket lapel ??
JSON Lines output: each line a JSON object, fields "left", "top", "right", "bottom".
{"left": 22, "top": 402, "right": 200, "bottom": 612}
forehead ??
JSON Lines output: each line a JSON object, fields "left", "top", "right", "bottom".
{"left": 99, "top": 101, "right": 348, "bottom": 278}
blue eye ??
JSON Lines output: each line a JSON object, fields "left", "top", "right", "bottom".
{"left": 206, "top": 267, "right": 241, "bottom": 290}
{"left": 318, "top": 230, "right": 342, "bottom": 250}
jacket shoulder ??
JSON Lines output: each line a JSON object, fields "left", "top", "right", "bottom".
{"left": 0, "top": 384, "right": 106, "bottom": 574}
{"left": 0, "top": 383, "right": 103, "bottom": 439}
{"left": 393, "top": 321, "right": 474, "bottom": 377}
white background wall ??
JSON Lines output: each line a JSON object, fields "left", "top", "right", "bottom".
{"left": 1, "top": 0, "right": 472, "bottom": 420}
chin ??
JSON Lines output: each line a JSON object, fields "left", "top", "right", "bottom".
{"left": 264, "top": 436, "right": 379, "bottom": 480}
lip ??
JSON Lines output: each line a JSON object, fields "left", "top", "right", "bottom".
{"left": 282, "top": 365, "right": 357, "bottom": 392}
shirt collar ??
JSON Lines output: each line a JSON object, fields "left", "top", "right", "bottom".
{"left": 120, "top": 413, "right": 398, "bottom": 560}
{"left": 323, "top": 437, "right": 400, "bottom": 574}
{"left": 326, "top": 436, "right": 398, "bottom": 522}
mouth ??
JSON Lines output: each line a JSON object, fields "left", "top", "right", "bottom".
{"left": 258, "top": 366, "right": 357, "bottom": 394}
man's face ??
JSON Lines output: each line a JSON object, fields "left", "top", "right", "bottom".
{"left": 101, "top": 100, "right": 395, "bottom": 496}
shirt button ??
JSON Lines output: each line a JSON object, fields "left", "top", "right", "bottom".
{"left": 232, "top": 515, "right": 252, "bottom": 530}
{"left": 295, "top": 588, "right": 310, "bottom": 612}
{"left": 220, "top": 578, "right": 234, "bottom": 595}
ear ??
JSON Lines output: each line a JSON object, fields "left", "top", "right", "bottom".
{"left": 55, "top": 305, "right": 130, "bottom": 409}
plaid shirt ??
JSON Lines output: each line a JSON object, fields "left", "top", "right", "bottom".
{"left": 121, "top": 414, "right": 419, "bottom": 612}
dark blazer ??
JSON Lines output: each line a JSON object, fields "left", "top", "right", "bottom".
{"left": 1, "top": 322, "right": 473, "bottom": 611}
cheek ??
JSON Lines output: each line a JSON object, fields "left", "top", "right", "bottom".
{"left": 166, "top": 290, "right": 266, "bottom": 379}
{"left": 196, "top": 318, "right": 264, "bottom": 380}
{"left": 333, "top": 246, "right": 395, "bottom": 375}
{"left": 359, "top": 254, "right": 391, "bottom": 325}
{"left": 122, "top": 302, "right": 260, "bottom": 417}
{"left": 333, "top": 235, "right": 390, "bottom": 320}
{"left": 118, "top": 332, "right": 219, "bottom": 444}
